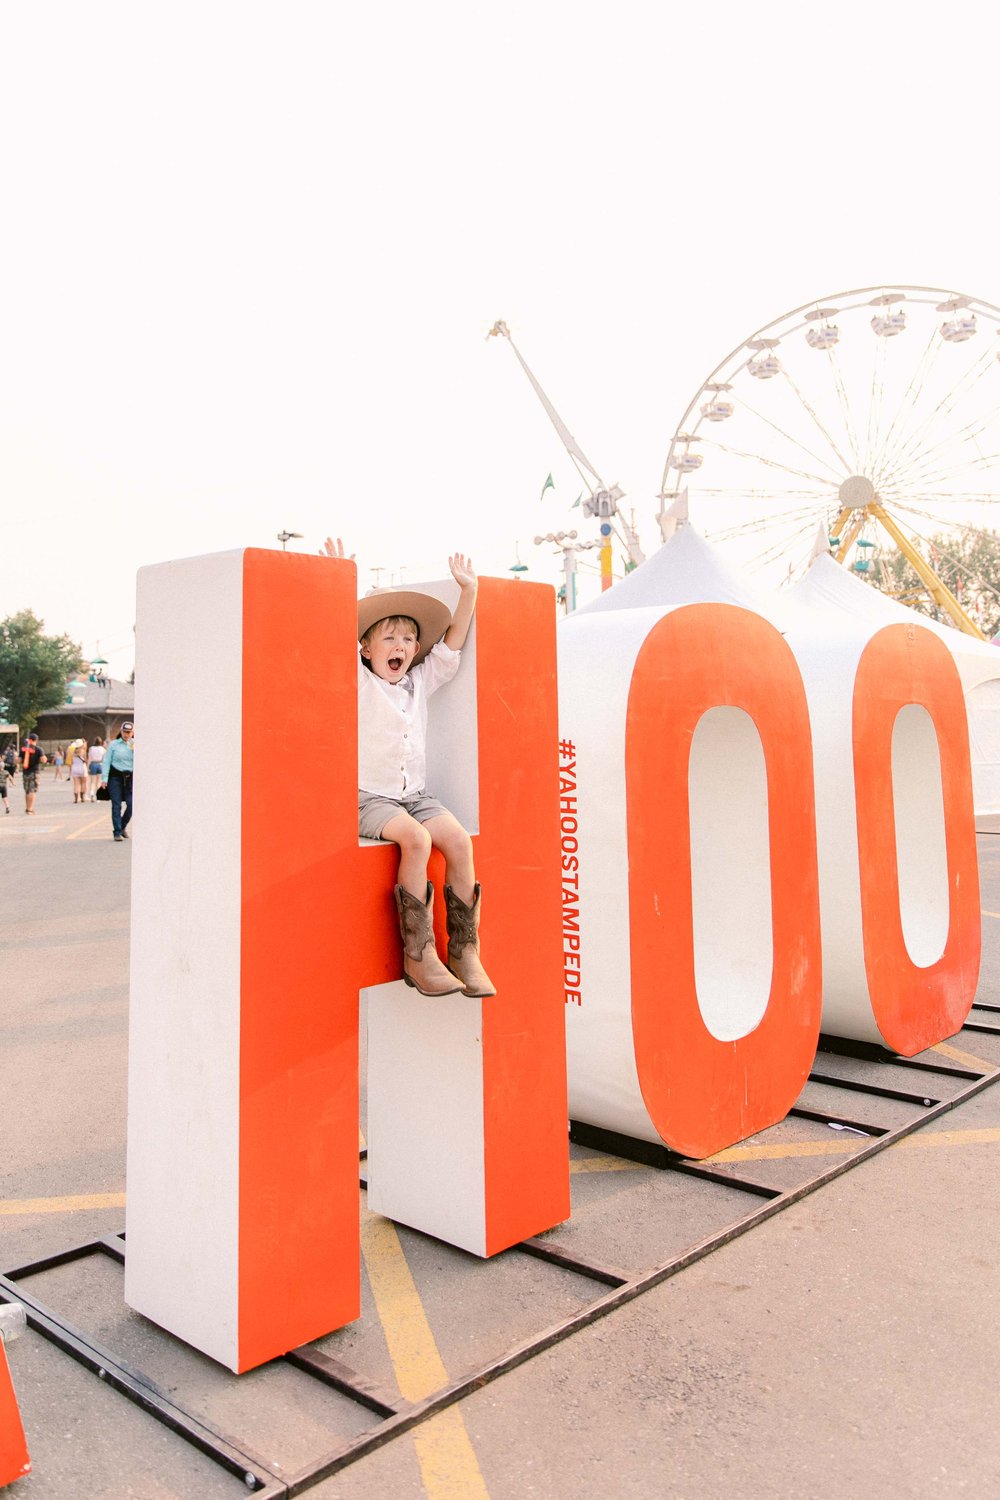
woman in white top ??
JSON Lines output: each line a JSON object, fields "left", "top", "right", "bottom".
{"left": 87, "top": 740, "right": 105, "bottom": 802}
{"left": 71, "top": 745, "right": 88, "bottom": 803}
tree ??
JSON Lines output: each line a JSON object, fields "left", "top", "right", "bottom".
{"left": 0, "top": 611, "right": 84, "bottom": 734}
{"left": 865, "top": 527, "right": 1000, "bottom": 639}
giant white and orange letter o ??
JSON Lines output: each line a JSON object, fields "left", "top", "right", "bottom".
{"left": 625, "top": 605, "right": 822, "bottom": 1158}
{"left": 852, "top": 623, "right": 980, "bottom": 1053}
{"left": 559, "top": 601, "right": 822, "bottom": 1161}
{"left": 787, "top": 617, "right": 981, "bottom": 1054}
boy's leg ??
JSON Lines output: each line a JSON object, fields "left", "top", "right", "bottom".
{"left": 380, "top": 812, "right": 431, "bottom": 900}
{"left": 422, "top": 814, "right": 475, "bottom": 904}
{"left": 424, "top": 814, "right": 495, "bottom": 997}
{"left": 380, "top": 811, "right": 462, "bottom": 996}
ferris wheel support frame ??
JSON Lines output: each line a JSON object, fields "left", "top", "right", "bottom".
{"left": 830, "top": 506, "right": 867, "bottom": 563}
{"left": 829, "top": 501, "right": 988, "bottom": 640}
{"left": 870, "top": 502, "right": 988, "bottom": 640}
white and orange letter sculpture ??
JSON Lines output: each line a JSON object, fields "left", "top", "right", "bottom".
{"left": 126, "top": 551, "right": 568, "bottom": 1372}
{"left": 789, "top": 616, "right": 981, "bottom": 1054}
{"left": 558, "top": 601, "right": 823, "bottom": 1161}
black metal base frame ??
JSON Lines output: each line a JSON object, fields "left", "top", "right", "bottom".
{"left": 2, "top": 1027, "right": 998, "bottom": 1498}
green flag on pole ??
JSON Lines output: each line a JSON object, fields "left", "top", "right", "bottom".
{"left": 539, "top": 473, "right": 555, "bottom": 502}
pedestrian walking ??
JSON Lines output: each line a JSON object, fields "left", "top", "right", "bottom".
{"left": 101, "top": 721, "right": 134, "bottom": 842}
{"left": 86, "top": 739, "right": 105, "bottom": 801}
{"left": 20, "top": 733, "right": 47, "bottom": 815}
{"left": 66, "top": 738, "right": 85, "bottom": 777}
{"left": 0, "top": 762, "right": 11, "bottom": 814}
{"left": 70, "top": 744, "right": 88, "bottom": 803}
{"left": 53, "top": 746, "right": 65, "bottom": 780}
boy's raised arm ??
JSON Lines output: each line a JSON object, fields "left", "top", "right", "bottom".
{"left": 444, "top": 554, "right": 478, "bottom": 652}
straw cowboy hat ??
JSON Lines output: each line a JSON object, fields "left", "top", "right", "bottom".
{"left": 357, "top": 589, "right": 452, "bottom": 667}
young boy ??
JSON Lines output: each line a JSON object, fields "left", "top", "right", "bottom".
{"left": 322, "top": 537, "right": 495, "bottom": 999}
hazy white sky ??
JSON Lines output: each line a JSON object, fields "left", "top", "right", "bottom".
{"left": 3, "top": 2, "right": 998, "bottom": 678}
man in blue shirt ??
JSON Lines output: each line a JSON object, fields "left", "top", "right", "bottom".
{"left": 101, "top": 721, "right": 134, "bottom": 842}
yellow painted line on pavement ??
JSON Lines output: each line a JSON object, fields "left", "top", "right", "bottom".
{"left": 709, "top": 1124, "right": 1000, "bottom": 1163}
{"left": 896, "top": 1127, "right": 1000, "bottom": 1149}
{"left": 571, "top": 1155, "right": 642, "bottom": 1174}
{"left": 710, "top": 1138, "right": 855, "bottom": 1163}
{"left": 359, "top": 1130, "right": 488, "bottom": 1497}
{"left": 66, "top": 814, "right": 107, "bottom": 841}
{"left": 932, "top": 1039, "right": 998, "bottom": 1071}
{"left": 981, "top": 909, "right": 1000, "bottom": 919}
{"left": 0, "top": 1191, "right": 125, "bottom": 1216}
{"left": 360, "top": 1210, "right": 490, "bottom": 1500}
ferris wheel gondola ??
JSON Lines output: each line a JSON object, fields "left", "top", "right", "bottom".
{"left": 659, "top": 284, "right": 1000, "bottom": 638}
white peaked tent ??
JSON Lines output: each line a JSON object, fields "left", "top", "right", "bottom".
{"left": 574, "top": 522, "right": 786, "bottom": 621}
{"left": 786, "top": 552, "right": 1000, "bottom": 814}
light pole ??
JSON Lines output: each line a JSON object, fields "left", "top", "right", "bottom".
{"left": 534, "top": 531, "right": 599, "bottom": 614}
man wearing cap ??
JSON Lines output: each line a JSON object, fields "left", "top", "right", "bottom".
{"left": 101, "top": 721, "right": 135, "bottom": 843}
{"left": 323, "top": 538, "right": 495, "bottom": 999}
{"left": 20, "top": 733, "right": 47, "bottom": 815}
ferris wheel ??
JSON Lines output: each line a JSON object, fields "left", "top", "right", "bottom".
{"left": 659, "top": 286, "right": 1000, "bottom": 638}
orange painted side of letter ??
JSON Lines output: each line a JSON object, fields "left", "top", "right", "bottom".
{"left": 238, "top": 550, "right": 397, "bottom": 1370}
{"left": 478, "top": 578, "right": 569, "bottom": 1254}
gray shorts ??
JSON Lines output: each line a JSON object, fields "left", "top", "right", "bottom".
{"left": 359, "top": 790, "right": 452, "bottom": 841}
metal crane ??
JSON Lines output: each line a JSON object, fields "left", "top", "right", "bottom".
{"left": 487, "top": 321, "right": 644, "bottom": 599}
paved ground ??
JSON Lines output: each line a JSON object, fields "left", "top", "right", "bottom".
{"left": 2, "top": 773, "right": 1000, "bottom": 1498}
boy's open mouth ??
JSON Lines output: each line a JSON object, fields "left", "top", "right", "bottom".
{"left": 388, "top": 655, "right": 405, "bottom": 672}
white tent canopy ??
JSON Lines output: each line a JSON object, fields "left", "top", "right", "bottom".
{"left": 575, "top": 522, "right": 785, "bottom": 622}
{"left": 785, "top": 553, "right": 1000, "bottom": 815}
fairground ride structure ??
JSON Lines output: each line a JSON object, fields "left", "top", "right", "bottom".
{"left": 659, "top": 286, "right": 1000, "bottom": 641}
{"left": 487, "top": 320, "right": 644, "bottom": 609}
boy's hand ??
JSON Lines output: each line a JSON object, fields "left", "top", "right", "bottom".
{"left": 320, "top": 537, "right": 354, "bottom": 561}
{"left": 449, "top": 553, "right": 478, "bottom": 590}
{"left": 443, "top": 554, "right": 479, "bottom": 652}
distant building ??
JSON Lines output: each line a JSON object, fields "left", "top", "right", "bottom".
{"left": 34, "top": 675, "right": 135, "bottom": 754}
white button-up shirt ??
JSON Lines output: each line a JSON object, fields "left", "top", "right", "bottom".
{"left": 358, "top": 641, "right": 461, "bottom": 797}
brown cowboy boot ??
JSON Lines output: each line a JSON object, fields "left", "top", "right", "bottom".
{"left": 395, "top": 884, "right": 464, "bottom": 996}
{"left": 444, "top": 884, "right": 496, "bottom": 997}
